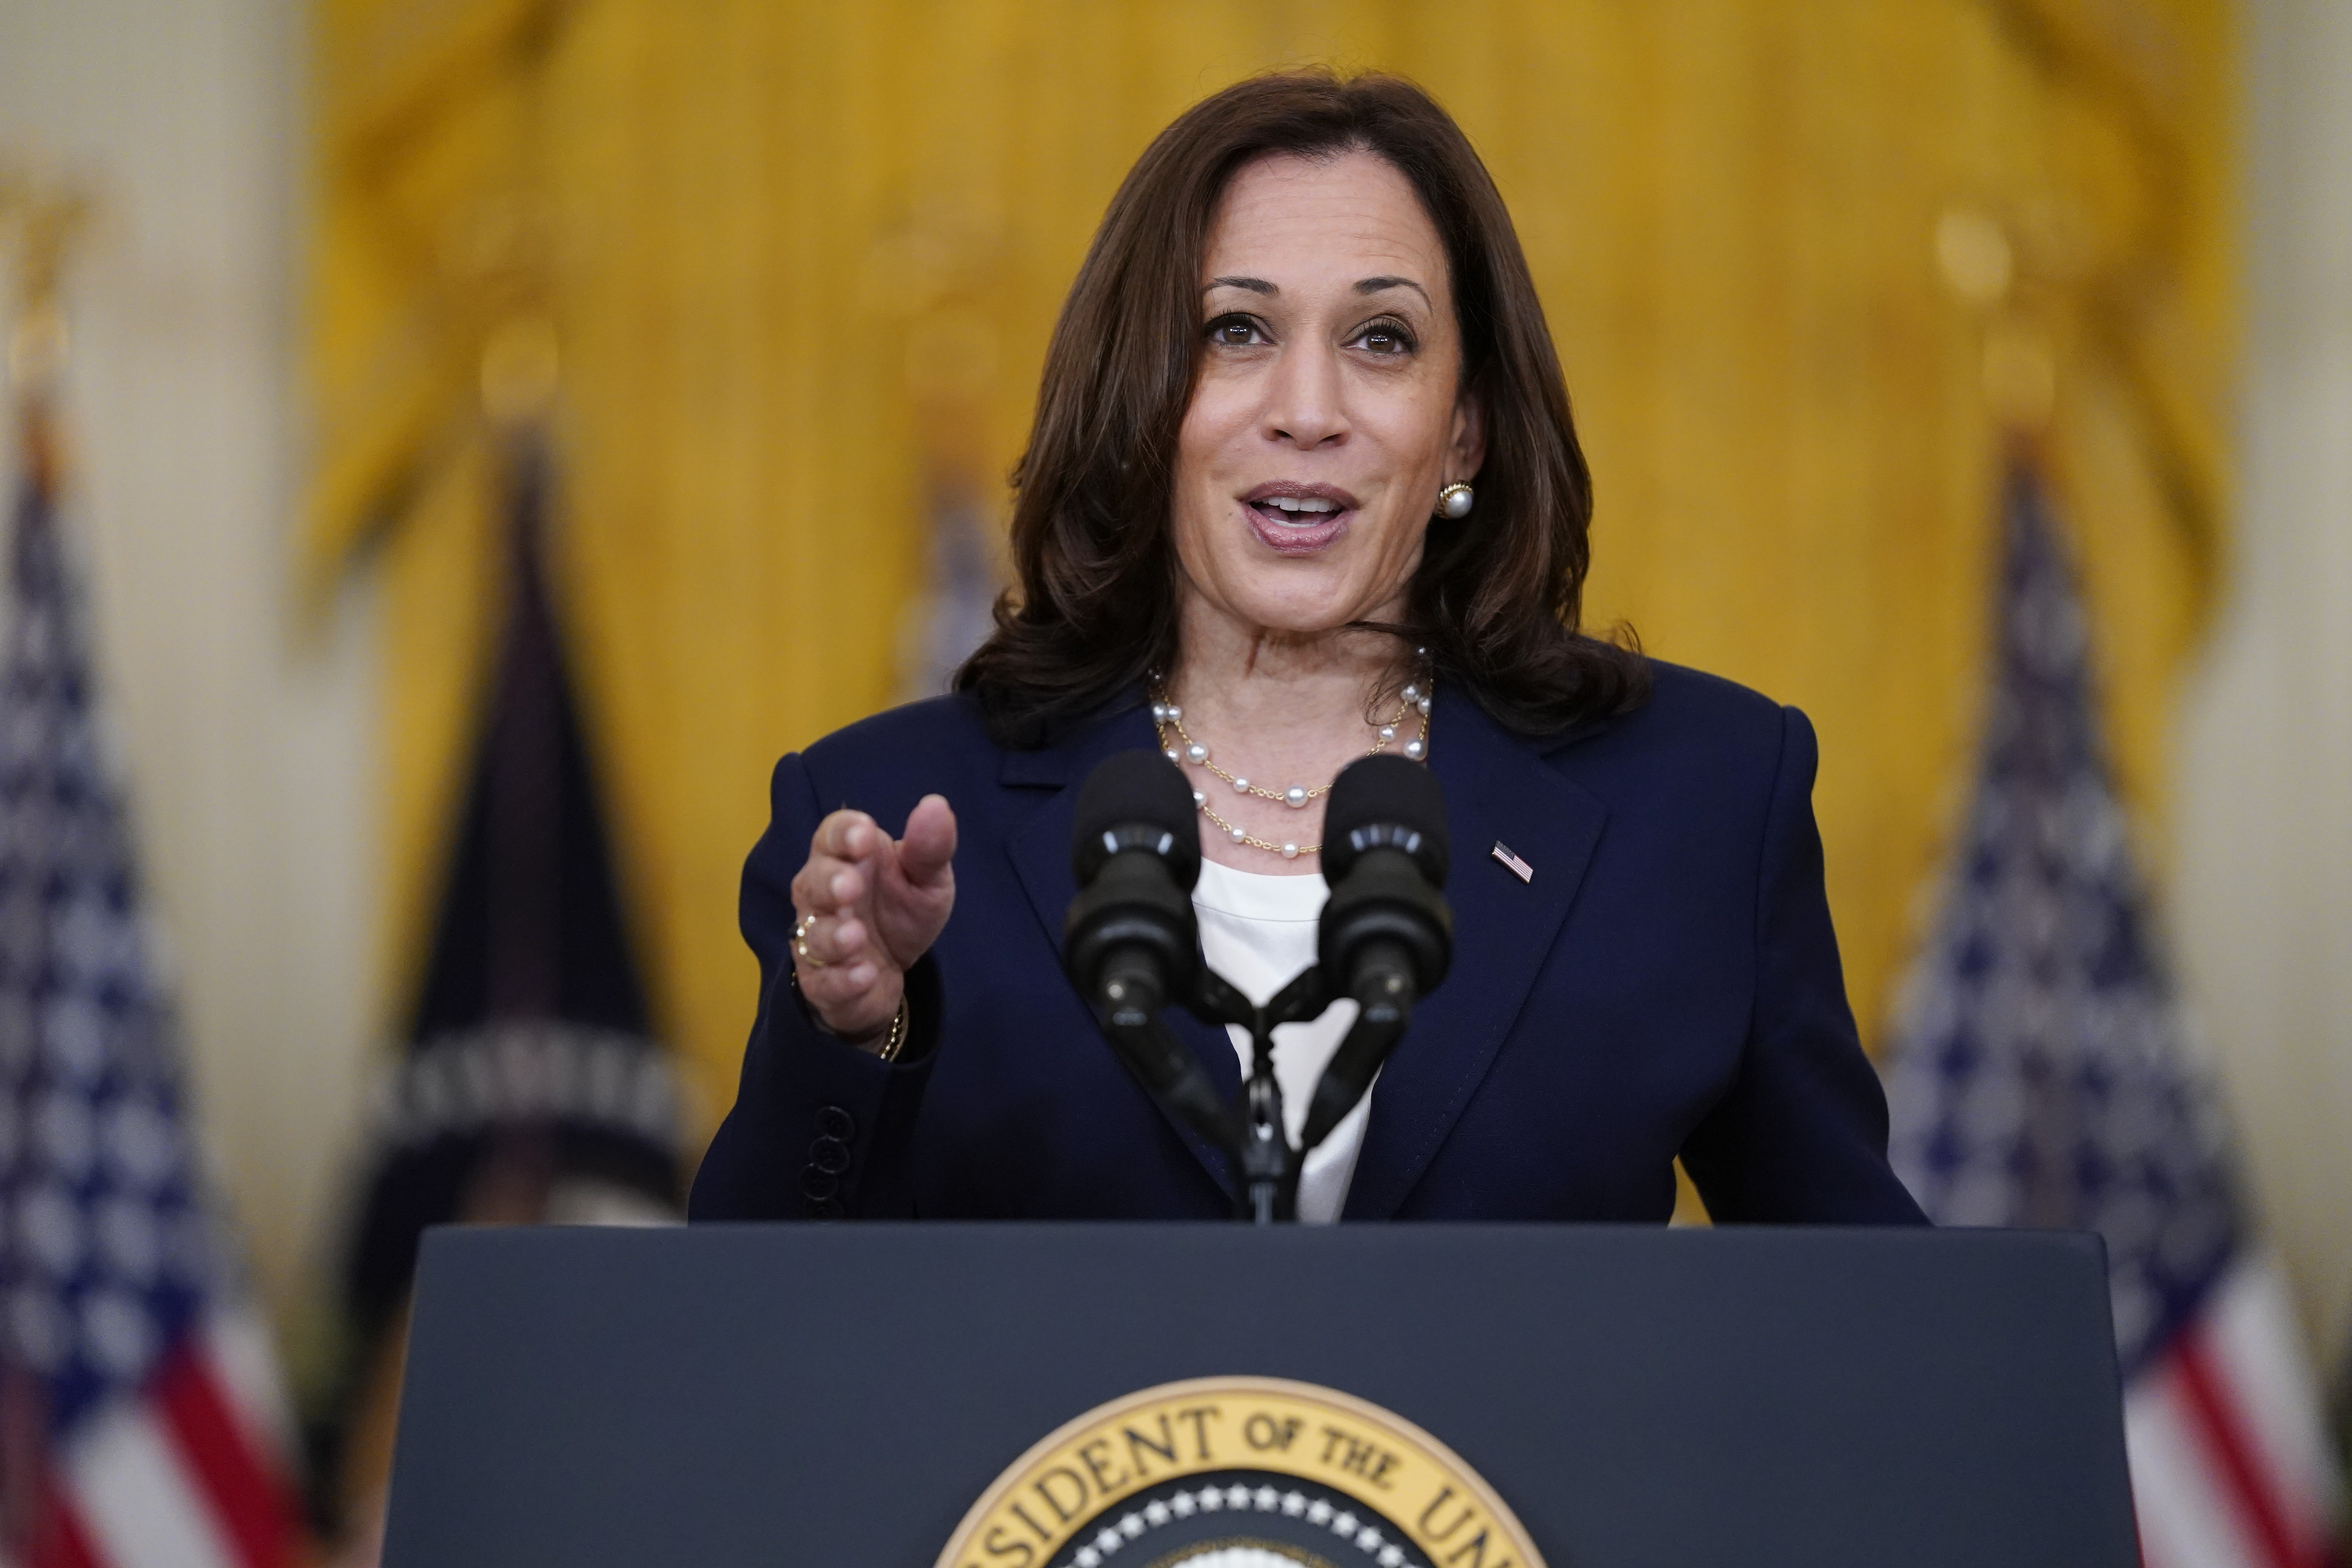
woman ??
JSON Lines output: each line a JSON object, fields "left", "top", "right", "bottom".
{"left": 690, "top": 72, "right": 1926, "bottom": 1226}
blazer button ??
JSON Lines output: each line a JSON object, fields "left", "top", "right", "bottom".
{"left": 808, "top": 1136, "right": 851, "bottom": 1175}
{"left": 817, "top": 1105, "right": 855, "bottom": 1141}
{"left": 800, "top": 1167, "right": 840, "bottom": 1203}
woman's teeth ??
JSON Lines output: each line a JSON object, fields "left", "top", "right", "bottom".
{"left": 1255, "top": 497, "right": 1341, "bottom": 523}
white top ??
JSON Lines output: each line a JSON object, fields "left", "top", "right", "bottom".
{"left": 1190, "top": 859, "right": 1369, "bottom": 1223}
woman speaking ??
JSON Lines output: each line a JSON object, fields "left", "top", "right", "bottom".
{"left": 689, "top": 72, "right": 1926, "bottom": 1226}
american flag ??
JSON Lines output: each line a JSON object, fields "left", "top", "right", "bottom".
{"left": 0, "top": 404, "right": 301, "bottom": 1567}
{"left": 1884, "top": 464, "right": 2345, "bottom": 1568}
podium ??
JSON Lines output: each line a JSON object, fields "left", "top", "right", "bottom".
{"left": 382, "top": 1224, "right": 2137, "bottom": 1567}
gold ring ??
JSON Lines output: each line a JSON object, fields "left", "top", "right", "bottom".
{"left": 793, "top": 913, "right": 827, "bottom": 968}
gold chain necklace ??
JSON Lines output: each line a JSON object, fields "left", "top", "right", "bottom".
{"left": 1149, "top": 667, "right": 1433, "bottom": 861}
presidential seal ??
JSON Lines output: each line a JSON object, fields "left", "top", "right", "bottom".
{"left": 936, "top": 1377, "right": 1544, "bottom": 1568}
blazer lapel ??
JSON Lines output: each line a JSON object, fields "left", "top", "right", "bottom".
{"left": 1002, "top": 703, "right": 1244, "bottom": 1200}
{"left": 1342, "top": 700, "right": 1611, "bottom": 1218}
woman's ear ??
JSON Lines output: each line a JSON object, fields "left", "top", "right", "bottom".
{"left": 1450, "top": 390, "right": 1488, "bottom": 481}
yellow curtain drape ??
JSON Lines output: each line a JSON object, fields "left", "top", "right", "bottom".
{"left": 309, "top": 0, "right": 2232, "bottom": 1151}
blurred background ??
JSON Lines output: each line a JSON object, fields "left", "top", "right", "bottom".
{"left": 0, "top": 0, "right": 2346, "bottom": 1562}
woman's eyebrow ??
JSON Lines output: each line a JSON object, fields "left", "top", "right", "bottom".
{"left": 1204, "top": 275, "right": 1277, "bottom": 294}
{"left": 1356, "top": 275, "right": 1431, "bottom": 305}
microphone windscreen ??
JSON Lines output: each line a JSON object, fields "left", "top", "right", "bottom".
{"left": 1322, "top": 753, "right": 1449, "bottom": 886}
{"left": 1071, "top": 749, "right": 1203, "bottom": 889}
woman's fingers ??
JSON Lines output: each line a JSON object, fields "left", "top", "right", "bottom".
{"left": 791, "top": 907, "right": 886, "bottom": 1030}
{"left": 789, "top": 800, "right": 954, "bottom": 1042}
{"left": 830, "top": 913, "right": 867, "bottom": 953}
{"left": 805, "top": 953, "right": 878, "bottom": 991}
{"left": 898, "top": 795, "right": 958, "bottom": 887}
{"left": 859, "top": 796, "right": 957, "bottom": 969}
{"left": 792, "top": 911, "right": 869, "bottom": 965}
{"left": 799, "top": 958, "right": 886, "bottom": 1029}
{"left": 791, "top": 808, "right": 904, "bottom": 1037}
{"left": 817, "top": 809, "right": 879, "bottom": 861}
{"left": 791, "top": 856, "right": 849, "bottom": 915}
{"left": 797, "top": 810, "right": 883, "bottom": 913}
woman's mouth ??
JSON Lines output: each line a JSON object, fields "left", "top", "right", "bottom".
{"left": 1242, "top": 485, "right": 1357, "bottom": 554}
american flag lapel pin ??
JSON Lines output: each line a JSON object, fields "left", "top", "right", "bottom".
{"left": 1490, "top": 841, "right": 1534, "bottom": 883}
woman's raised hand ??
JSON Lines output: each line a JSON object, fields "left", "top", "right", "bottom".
{"left": 788, "top": 795, "right": 958, "bottom": 1048}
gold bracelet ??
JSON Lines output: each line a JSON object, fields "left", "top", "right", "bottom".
{"left": 788, "top": 965, "right": 909, "bottom": 1061}
{"left": 873, "top": 996, "right": 911, "bottom": 1064}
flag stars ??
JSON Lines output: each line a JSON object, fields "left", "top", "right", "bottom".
{"left": 80, "top": 1289, "right": 151, "bottom": 1378}
{"left": 93, "top": 1195, "right": 160, "bottom": 1282}
{"left": 35, "top": 1087, "right": 95, "bottom": 1178}
{"left": 21, "top": 1181, "right": 84, "bottom": 1275}
{"left": 9, "top": 1288, "right": 67, "bottom": 1372}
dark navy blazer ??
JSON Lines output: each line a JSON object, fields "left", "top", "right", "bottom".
{"left": 690, "top": 661, "right": 1927, "bottom": 1225}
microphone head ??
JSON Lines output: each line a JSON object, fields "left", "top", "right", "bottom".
{"left": 1071, "top": 750, "right": 1203, "bottom": 889}
{"left": 1322, "top": 753, "right": 1448, "bottom": 887}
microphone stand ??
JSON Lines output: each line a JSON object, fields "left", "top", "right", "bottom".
{"left": 1091, "top": 952, "right": 1426, "bottom": 1223}
{"left": 1185, "top": 966, "right": 1330, "bottom": 1223}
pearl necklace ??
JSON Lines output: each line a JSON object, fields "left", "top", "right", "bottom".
{"left": 1149, "top": 666, "right": 1433, "bottom": 861}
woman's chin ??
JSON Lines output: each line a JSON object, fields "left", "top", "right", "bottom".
{"left": 1212, "top": 586, "right": 1390, "bottom": 642}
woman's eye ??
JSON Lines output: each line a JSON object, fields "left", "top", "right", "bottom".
{"left": 1355, "top": 320, "right": 1416, "bottom": 356}
{"left": 1206, "top": 314, "right": 1265, "bottom": 347}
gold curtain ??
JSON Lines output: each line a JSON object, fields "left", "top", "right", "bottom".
{"left": 309, "top": 0, "right": 2232, "bottom": 1148}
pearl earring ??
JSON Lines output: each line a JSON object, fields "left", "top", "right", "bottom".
{"left": 1437, "top": 482, "right": 1474, "bottom": 520}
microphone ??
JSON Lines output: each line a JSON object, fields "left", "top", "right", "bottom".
{"left": 1065, "top": 749, "right": 1201, "bottom": 1015}
{"left": 1062, "top": 751, "right": 1235, "bottom": 1143}
{"left": 1301, "top": 753, "right": 1453, "bottom": 1150}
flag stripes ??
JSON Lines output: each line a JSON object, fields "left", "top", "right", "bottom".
{"left": 45, "top": 1324, "right": 292, "bottom": 1568}
{"left": 2128, "top": 1261, "right": 2342, "bottom": 1568}
{"left": 64, "top": 1401, "right": 240, "bottom": 1568}
{"left": 37, "top": 1478, "right": 102, "bottom": 1568}
{"left": 152, "top": 1338, "right": 296, "bottom": 1568}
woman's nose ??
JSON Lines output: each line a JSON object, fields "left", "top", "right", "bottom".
{"left": 1261, "top": 340, "right": 1348, "bottom": 450}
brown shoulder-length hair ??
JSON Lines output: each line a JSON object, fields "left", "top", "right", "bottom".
{"left": 956, "top": 69, "right": 1648, "bottom": 747}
